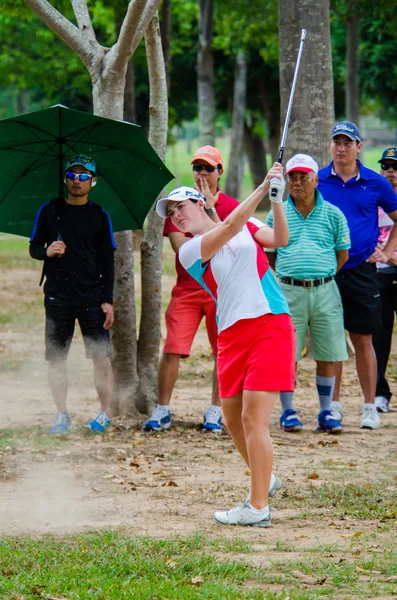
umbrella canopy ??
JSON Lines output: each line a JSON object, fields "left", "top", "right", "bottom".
{"left": 0, "top": 104, "right": 174, "bottom": 237}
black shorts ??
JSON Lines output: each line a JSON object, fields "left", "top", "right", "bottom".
{"left": 335, "top": 262, "right": 381, "bottom": 335}
{"left": 45, "top": 304, "right": 111, "bottom": 361}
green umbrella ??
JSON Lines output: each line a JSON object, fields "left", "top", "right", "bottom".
{"left": 0, "top": 104, "right": 174, "bottom": 237}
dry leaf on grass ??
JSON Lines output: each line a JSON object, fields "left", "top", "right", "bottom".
{"left": 307, "top": 473, "right": 319, "bottom": 480}
{"left": 291, "top": 570, "right": 328, "bottom": 585}
{"left": 161, "top": 481, "right": 178, "bottom": 487}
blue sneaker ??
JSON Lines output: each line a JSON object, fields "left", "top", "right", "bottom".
{"left": 143, "top": 406, "right": 171, "bottom": 431}
{"left": 280, "top": 409, "right": 302, "bottom": 432}
{"left": 50, "top": 412, "right": 71, "bottom": 435}
{"left": 317, "top": 409, "right": 343, "bottom": 433}
{"left": 85, "top": 411, "right": 111, "bottom": 433}
{"left": 202, "top": 406, "right": 222, "bottom": 432}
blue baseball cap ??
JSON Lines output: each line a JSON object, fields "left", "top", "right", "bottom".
{"left": 65, "top": 154, "right": 96, "bottom": 174}
{"left": 331, "top": 121, "right": 361, "bottom": 142}
{"left": 378, "top": 148, "right": 397, "bottom": 164}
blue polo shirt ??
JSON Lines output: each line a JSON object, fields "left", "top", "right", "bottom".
{"left": 318, "top": 160, "right": 397, "bottom": 269}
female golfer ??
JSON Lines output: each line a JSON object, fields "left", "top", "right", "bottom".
{"left": 156, "top": 164, "right": 294, "bottom": 527}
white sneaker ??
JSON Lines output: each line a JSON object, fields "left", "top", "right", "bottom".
{"left": 360, "top": 404, "right": 381, "bottom": 430}
{"left": 246, "top": 473, "right": 282, "bottom": 503}
{"left": 374, "top": 396, "right": 389, "bottom": 413}
{"left": 330, "top": 401, "right": 344, "bottom": 422}
{"left": 213, "top": 503, "right": 271, "bottom": 527}
{"left": 202, "top": 405, "right": 222, "bottom": 432}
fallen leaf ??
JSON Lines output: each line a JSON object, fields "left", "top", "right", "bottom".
{"left": 353, "top": 532, "right": 362, "bottom": 538}
{"left": 191, "top": 576, "right": 203, "bottom": 586}
{"left": 162, "top": 481, "right": 178, "bottom": 487}
{"left": 307, "top": 473, "right": 319, "bottom": 480}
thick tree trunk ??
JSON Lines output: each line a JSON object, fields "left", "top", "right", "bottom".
{"left": 278, "top": 0, "right": 334, "bottom": 168}
{"left": 197, "top": 0, "right": 215, "bottom": 146}
{"left": 345, "top": 13, "right": 360, "bottom": 125}
{"left": 92, "top": 80, "right": 139, "bottom": 416}
{"left": 244, "top": 121, "right": 268, "bottom": 209}
{"left": 137, "top": 14, "right": 169, "bottom": 414}
{"left": 225, "top": 51, "right": 247, "bottom": 200}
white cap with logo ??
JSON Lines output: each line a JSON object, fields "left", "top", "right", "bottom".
{"left": 156, "top": 186, "right": 206, "bottom": 218}
{"left": 285, "top": 153, "right": 318, "bottom": 175}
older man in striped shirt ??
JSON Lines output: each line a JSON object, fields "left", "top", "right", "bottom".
{"left": 266, "top": 154, "right": 351, "bottom": 433}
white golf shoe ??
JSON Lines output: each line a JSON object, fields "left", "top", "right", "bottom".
{"left": 214, "top": 503, "right": 271, "bottom": 527}
{"left": 360, "top": 404, "right": 381, "bottom": 430}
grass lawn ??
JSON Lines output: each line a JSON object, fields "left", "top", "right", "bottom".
{"left": 1, "top": 529, "right": 397, "bottom": 599}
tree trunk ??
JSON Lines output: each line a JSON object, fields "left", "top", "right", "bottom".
{"left": 197, "top": 0, "right": 215, "bottom": 146}
{"left": 160, "top": 0, "right": 171, "bottom": 92}
{"left": 92, "top": 79, "right": 139, "bottom": 417}
{"left": 124, "top": 60, "right": 137, "bottom": 123}
{"left": 137, "top": 14, "right": 169, "bottom": 414}
{"left": 258, "top": 79, "right": 280, "bottom": 164}
{"left": 244, "top": 121, "right": 268, "bottom": 209}
{"left": 345, "top": 13, "right": 360, "bottom": 125}
{"left": 225, "top": 51, "right": 247, "bottom": 199}
{"left": 278, "top": 0, "right": 334, "bottom": 169}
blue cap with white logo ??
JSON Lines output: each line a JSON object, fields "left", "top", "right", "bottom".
{"left": 378, "top": 148, "right": 397, "bottom": 164}
{"left": 331, "top": 121, "right": 361, "bottom": 142}
{"left": 65, "top": 154, "right": 96, "bottom": 173}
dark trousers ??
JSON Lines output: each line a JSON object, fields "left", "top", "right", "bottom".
{"left": 373, "top": 271, "right": 397, "bottom": 401}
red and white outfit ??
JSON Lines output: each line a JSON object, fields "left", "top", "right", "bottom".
{"left": 179, "top": 218, "right": 295, "bottom": 397}
{"left": 162, "top": 192, "right": 239, "bottom": 357}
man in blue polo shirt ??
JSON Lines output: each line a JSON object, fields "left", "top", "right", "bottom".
{"left": 318, "top": 121, "right": 397, "bottom": 430}
{"left": 267, "top": 154, "right": 350, "bottom": 433}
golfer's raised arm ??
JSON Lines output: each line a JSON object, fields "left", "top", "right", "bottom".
{"left": 200, "top": 163, "right": 286, "bottom": 262}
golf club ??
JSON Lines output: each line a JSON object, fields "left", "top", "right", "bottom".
{"left": 271, "top": 28, "right": 307, "bottom": 198}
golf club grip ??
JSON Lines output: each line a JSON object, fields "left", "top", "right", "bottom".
{"left": 270, "top": 148, "right": 284, "bottom": 197}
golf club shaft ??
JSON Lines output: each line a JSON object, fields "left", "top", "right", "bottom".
{"left": 271, "top": 28, "right": 307, "bottom": 197}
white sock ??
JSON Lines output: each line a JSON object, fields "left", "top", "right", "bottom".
{"left": 208, "top": 404, "right": 221, "bottom": 412}
{"left": 157, "top": 404, "right": 170, "bottom": 413}
{"left": 270, "top": 473, "right": 276, "bottom": 489}
{"left": 331, "top": 401, "right": 342, "bottom": 408}
{"left": 247, "top": 503, "right": 270, "bottom": 516}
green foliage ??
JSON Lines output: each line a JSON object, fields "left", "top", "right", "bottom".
{"left": 330, "top": 0, "right": 397, "bottom": 122}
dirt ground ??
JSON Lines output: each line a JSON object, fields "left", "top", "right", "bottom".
{"left": 1, "top": 266, "right": 397, "bottom": 552}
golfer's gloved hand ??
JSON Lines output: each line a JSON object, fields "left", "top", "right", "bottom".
{"left": 269, "top": 177, "right": 286, "bottom": 204}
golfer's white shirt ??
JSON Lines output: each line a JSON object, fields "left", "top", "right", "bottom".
{"left": 179, "top": 217, "right": 290, "bottom": 333}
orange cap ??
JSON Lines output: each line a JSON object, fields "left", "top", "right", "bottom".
{"left": 191, "top": 145, "right": 223, "bottom": 168}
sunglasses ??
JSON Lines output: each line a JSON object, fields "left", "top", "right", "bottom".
{"left": 380, "top": 163, "right": 397, "bottom": 171}
{"left": 192, "top": 164, "right": 219, "bottom": 173}
{"left": 65, "top": 171, "right": 94, "bottom": 182}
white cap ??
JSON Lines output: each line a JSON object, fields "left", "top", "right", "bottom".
{"left": 285, "top": 153, "right": 318, "bottom": 175}
{"left": 156, "top": 186, "right": 206, "bottom": 218}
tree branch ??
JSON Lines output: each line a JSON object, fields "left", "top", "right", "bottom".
{"left": 23, "top": 0, "right": 98, "bottom": 71}
{"left": 70, "top": 0, "right": 96, "bottom": 42}
{"left": 109, "top": 0, "right": 162, "bottom": 74}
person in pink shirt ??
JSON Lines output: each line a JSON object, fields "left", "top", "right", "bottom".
{"left": 373, "top": 148, "right": 397, "bottom": 413}
{"left": 143, "top": 146, "right": 239, "bottom": 432}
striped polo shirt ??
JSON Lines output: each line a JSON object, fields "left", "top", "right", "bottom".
{"left": 266, "top": 190, "right": 351, "bottom": 279}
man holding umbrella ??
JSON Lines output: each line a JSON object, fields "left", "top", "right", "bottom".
{"left": 29, "top": 155, "right": 117, "bottom": 434}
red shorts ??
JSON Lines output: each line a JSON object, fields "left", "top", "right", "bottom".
{"left": 217, "top": 313, "right": 295, "bottom": 398}
{"left": 163, "top": 286, "right": 218, "bottom": 357}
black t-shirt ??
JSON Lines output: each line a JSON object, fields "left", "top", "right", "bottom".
{"left": 29, "top": 198, "right": 116, "bottom": 307}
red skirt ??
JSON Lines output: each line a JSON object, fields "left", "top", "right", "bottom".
{"left": 217, "top": 313, "right": 295, "bottom": 398}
